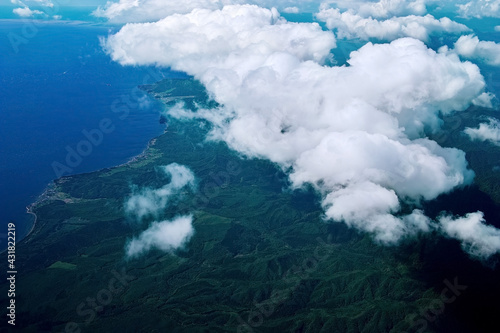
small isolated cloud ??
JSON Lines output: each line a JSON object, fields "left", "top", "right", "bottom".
{"left": 316, "top": 8, "right": 470, "bottom": 41}
{"left": 126, "top": 215, "right": 194, "bottom": 258}
{"left": 464, "top": 117, "right": 500, "bottom": 145}
{"left": 11, "top": 0, "right": 55, "bottom": 18}
{"left": 439, "top": 211, "right": 500, "bottom": 259}
{"left": 283, "top": 6, "right": 299, "bottom": 13}
{"left": 125, "top": 163, "right": 196, "bottom": 222}
{"left": 495, "top": 25, "right": 500, "bottom": 31}
{"left": 457, "top": 0, "right": 500, "bottom": 18}
{"left": 32, "top": 0, "right": 54, "bottom": 7}
{"left": 453, "top": 34, "right": 500, "bottom": 66}
{"left": 13, "top": 6, "right": 44, "bottom": 17}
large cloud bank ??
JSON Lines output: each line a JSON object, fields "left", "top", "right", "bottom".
{"left": 103, "top": 4, "right": 500, "bottom": 258}
{"left": 125, "top": 163, "right": 196, "bottom": 222}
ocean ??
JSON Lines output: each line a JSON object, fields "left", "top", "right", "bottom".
{"left": 0, "top": 17, "right": 182, "bottom": 245}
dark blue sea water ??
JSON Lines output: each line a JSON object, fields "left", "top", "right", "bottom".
{"left": 0, "top": 20, "right": 181, "bottom": 245}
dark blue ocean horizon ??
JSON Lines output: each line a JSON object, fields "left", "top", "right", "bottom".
{"left": 0, "top": 20, "right": 185, "bottom": 246}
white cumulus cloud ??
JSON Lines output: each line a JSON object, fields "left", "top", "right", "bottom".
{"left": 11, "top": 0, "right": 56, "bottom": 18}
{"left": 103, "top": 4, "right": 499, "bottom": 253}
{"left": 453, "top": 34, "right": 500, "bottom": 66}
{"left": 464, "top": 117, "right": 500, "bottom": 145}
{"left": 316, "top": 8, "right": 470, "bottom": 41}
{"left": 439, "top": 212, "right": 500, "bottom": 258}
{"left": 320, "top": 0, "right": 429, "bottom": 18}
{"left": 457, "top": 0, "right": 500, "bottom": 18}
{"left": 126, "top": 215, "right": 195, "bottom": 258}
{"left": 101, "top": 5, "right": 335, "bottom": 70}
{"left": 13, "top": 6, "right": 44, "bottom": 17}
{"left": 125, "top": 163, "right": 196, "bottom": 222}
{"left": 283, "top": 6, "right": 299, "bottom": 13}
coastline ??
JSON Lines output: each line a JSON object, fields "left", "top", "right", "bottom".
{"left": 17, "top": 126, "right": 167, "bottom": 244}
{"left": 13, "top": 76, "right": 183, "bottom": 247}
{"left": 0, "top": 205, "right": 38, "bottom": 255}
{"left": 24, "top": 205, "right": 38, "bottom": 240}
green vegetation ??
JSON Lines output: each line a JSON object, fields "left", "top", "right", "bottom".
{"left": 3, "top": 79, "right": 499, "bottom": 333}
{"left": 47, "top": 261, "right": 77, "bottom": 270}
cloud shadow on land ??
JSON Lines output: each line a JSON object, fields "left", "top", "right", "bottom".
{"left": 394, "top": 184, "right": 500, "bottom": 332}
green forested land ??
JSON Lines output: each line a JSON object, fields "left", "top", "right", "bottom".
{"left": 3, "top": 79, "right": 500, "bottom": 333}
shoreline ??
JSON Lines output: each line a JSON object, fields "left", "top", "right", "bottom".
{"left": 25, "top": 204, "right": 38, "bottom": 240}
{"left": 14, "top": 79, "right": 176, "bottom": 246}
{"left": 17, "top": 127, "right": 167, "bottom": 243}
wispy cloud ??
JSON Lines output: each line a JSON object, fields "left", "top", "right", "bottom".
{"left": 125, "top": 163, "right": 196, "bottom": 222}
{"left": 283, "top": 6, "right": 299, "bottom": 13}
{"left": 126, "top": 215, "right": 195, "bottom": 258}
{"left": 11, "top": 0, "right": 54, "bottom": 18}
{"left": 124, "top": 163, "right": 197, "bottom": 258}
